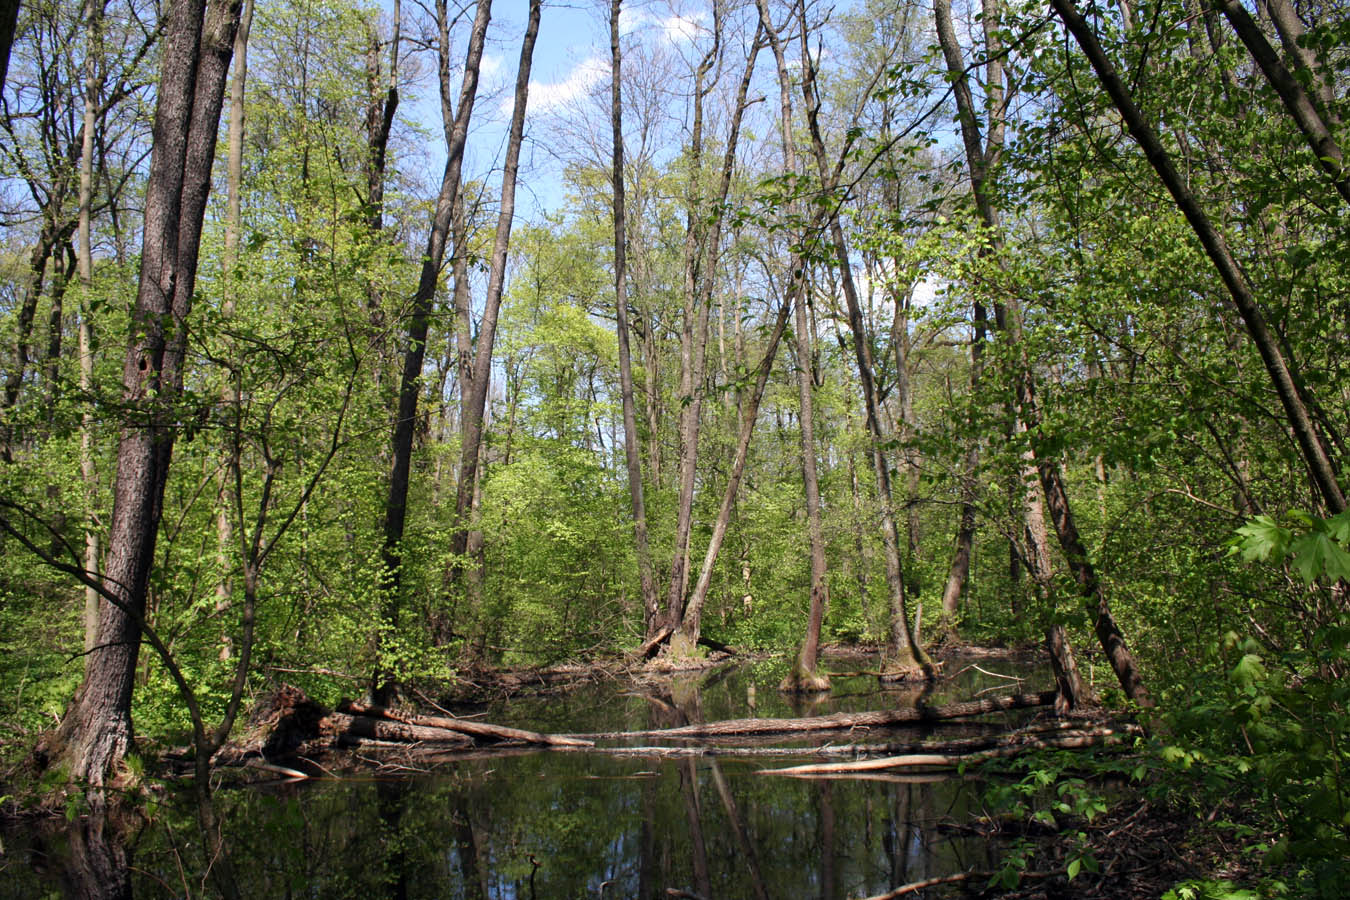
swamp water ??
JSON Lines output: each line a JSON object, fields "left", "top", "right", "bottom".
{"left": 3, "top": 654, "right": 1054, "bottom": 899}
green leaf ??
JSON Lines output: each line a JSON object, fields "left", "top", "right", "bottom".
{"left": 1289, "top": 531, "right": 1350, "bottom": 584}
{"left": 1231, "top": 515, "right": 1291, "bottom": 563}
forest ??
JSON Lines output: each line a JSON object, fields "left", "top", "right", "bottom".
{"left": 0, "top": 0, "right": 1347, "bottom": 896}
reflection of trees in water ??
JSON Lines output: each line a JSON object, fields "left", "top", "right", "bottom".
{"left": 9, "top": 698, "right": 1013, "bottom": 900}
{"left": 375, "top": 779, "right": 409, "bottom": 900}
{"left": 61, "top": 816, "right": 131, "bottom": 900}
{"left": 680, "top": 758, "right": 714, "bottom": 898}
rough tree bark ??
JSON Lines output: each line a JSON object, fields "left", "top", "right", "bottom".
{"left": 46, "top": 0, "right": 243, "bottom": 793}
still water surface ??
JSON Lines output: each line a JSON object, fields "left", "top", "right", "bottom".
{"left": 5, "top": 653, "right": 1051, "bottom": 899}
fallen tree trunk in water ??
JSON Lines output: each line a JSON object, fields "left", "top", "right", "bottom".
{"left": 760, "top": 728, "right": 1133, "bottom": 776}
{"left": 574, "top": 691, "right": 1058, "bottom": 740}
{"left": 337, "top": 701, "right": 593, "bottom": 747}
{"left": 581, "top": 723, "right": 1139, "bottom": 760}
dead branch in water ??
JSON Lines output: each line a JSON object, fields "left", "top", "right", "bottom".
{"left": 760, "top": 729, "right": 1134, "bottom": 776}
{"left": 571, "top": 691, "right": 1058, "bottom": 741}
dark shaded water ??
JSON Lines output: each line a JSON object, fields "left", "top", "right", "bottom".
{"left": 2, "top": 653, "right": 1053, "bottom": 899}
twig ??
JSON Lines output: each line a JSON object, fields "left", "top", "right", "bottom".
{"left": 971, "top": 664, "right": 1023, "bottom": 682}
{"left": 857, "top": 870, "right": 989, "bottom": 899}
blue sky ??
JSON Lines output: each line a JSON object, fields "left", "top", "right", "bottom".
{"left": 394, "top": 0, "right": 713, "bottom": 219}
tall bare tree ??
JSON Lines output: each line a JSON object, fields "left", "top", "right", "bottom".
{"left": 610, "top": 0, "right": 660, "bottom": 640}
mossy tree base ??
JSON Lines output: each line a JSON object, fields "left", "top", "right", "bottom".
{"left": 879, "top": 647, "right": 935, "bottom": 683}
{"left": 779, "top": 655, "right": 831, "bottom": 693}
{"left": 663, "top": 632, "right": 704, "bottom": 663}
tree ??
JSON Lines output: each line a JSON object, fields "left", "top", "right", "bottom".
{"left": 0, "top": 0, "right": 17, "bottom": 94}
{"left": 933, "top": 0, "right": 1089, "bottom": 710}
{"left": 40, "top": 0, "right": 243, "bottom": 792}
{"left": 374, "top": 0, "right": 492, "bottom": 704}
{"left": 443, "top": 0, "right": 541, "bottom": 661}
{"left": 1049, "top": 0, "right": 1344, "bottom": 519}
{"left": 792, "top": 0, "right": 930, "bottom": 679}
{"left": 609, "top": 0, "right": 659, "bottom": 640}
{"left": 756, "top": 0, "right": 828, "bottom": 692}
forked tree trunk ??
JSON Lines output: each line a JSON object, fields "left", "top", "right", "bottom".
{"left": 48, "top": 0, "right": 242, "bottom": 792}
{"left": 667, "top": 14, "right": 764, "bottom": 651}
{"left": 610, "top": 0, "right": 660, "bottom": 640}
{"left": 677, "top": 294, "right": 790, "bottom": 649}
{"left": 665, "top": 11, "right": 723, "bottom": 631}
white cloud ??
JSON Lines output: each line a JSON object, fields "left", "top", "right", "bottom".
{"left": 525, "top": 55, "right": 609, "bottom": 113}
{"left": 661, "top": 13, "right": 706, "bottom": 43}
{"left": 619, "top": 6, "right": 651, "bottom": 35}
{"left": 479, "top": 54, "right": 503, "bottom": 79}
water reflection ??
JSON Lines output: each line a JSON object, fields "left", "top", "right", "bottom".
{"left": 5, "top": 655, "right": 1045, "bottom": 898}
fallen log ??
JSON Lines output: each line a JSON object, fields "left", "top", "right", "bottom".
{"left": 573, "top": 690, "right": 1058, "bottom": 741}
{"left": 760, "top": 731, "right": 1130, "bottom": 776}
{"left": 322, "top": 712, "right": 475, "bottom": 747}
{"left": 638, "top": 625, "right": 674, "bottom": 659}
{"left": 578, "top": 724, "right": 1138, "bottom": 761}
{"left": 338, "top": 702, "right": 593, "bottom": 748}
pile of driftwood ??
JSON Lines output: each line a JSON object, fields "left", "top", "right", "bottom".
{"left": 207, "top": 685, "right": 591, "bottom": 773}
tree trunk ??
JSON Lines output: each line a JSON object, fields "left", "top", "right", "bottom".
{"left": 0, "top": 0, "right": 18, "bottom": 96}
{"left": 676, "top": 294, "right": 790, "bottom": 650}
{"left": 49, "top": 0, "right": 242, "bottom": 793}
{"left": 665, "top": 16, "right": 723, "bottom": 630}
{"left": 1217, "top": 1, "right": 1348, "bottom": 206}
{"left": 213, "top": 0, "right": 252, "bottom": 662}
{"left": 610, "top": 0, "right": 660, "bottom": 641}
{"left": 757, "top": 0, "right": 828, "bottom": 691}
{"left": 77, "top": 0, "right": 102, "bottom": 666}
{"left": 447, "top": 0, "right": 541, "bottom": 593}
{"left": 935, "top": 0, "right": 1103, "bottom": 707}
{"left": 373, "top": 0, "right": 491, "bottom": 703}
{"left": 795, "top": 4, "right": 928, "bottom": 678}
